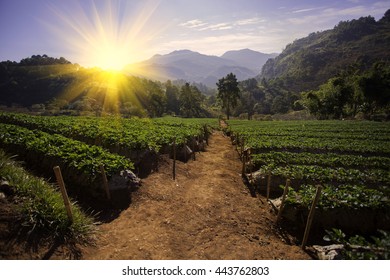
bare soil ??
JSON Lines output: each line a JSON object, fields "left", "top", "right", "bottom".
{"left": 81, "top": 131, "right": 310, "bottom": 260}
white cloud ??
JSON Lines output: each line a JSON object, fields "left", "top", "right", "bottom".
{"left": 179, "top": 19, "right": 207, "bottom": 29}
{"left": 292, "top": 8, "right": 321, "bottom": 14}
{"left": 199, "top": 23, "right": 232, "bottom": 31}
{"left": 236, "top": 17, "right": 266, "bottom": 26}
{"left": 161, "top": 0, "right": 390, "bottom": 56}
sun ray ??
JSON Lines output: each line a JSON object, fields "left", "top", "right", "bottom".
{"left": 39, "top": 0, "right": 167, "bottom": 115}
{"left": 44, "top": 0, "right": 163, "bottom": 70}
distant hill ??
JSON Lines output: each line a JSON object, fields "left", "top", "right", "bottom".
{"left": 221, "top": 49, "right": 278, "bottom": 73}
{"left": 259, "top": 10, "right": 390, "bottom": 92}
{"left": 124, "top": 49, "right": 277, "bottom": 88}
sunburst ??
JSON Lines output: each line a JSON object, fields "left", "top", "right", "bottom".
{"left": 40, "top": 0, "right": 165, "bottom": 114}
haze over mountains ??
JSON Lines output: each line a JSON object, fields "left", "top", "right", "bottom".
{"left": 124, "top": 49, "right": 277, "bottom": 88}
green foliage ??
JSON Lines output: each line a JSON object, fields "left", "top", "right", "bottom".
{"left": 286, "top": 185, "right": 388, "bottom": 210}
{"left": 227, "top": 119, "right": 390, "bottom": 212}
{"left": 256, "top": 10, "right": 390, "bottom": 117}
{"left": 302, "top": 63, "right": 390, "bottom": 119}
{"left": 0, "top": 122, "right": 134, "bottom": 181}
{"left": 0, "top": 150, "right": 93, "bottom": 241}
{"left": 261, "top": 12, "right": 390, "bottom": 92}
{"left": 324, "top": 229, "right": 390, "bottom": 259}
{"left": 216, "top": 73, "right": 240, "bottom": 119}
{"left": 0, "top": 56, "right": 213, "bottom": 117}
{"left": 0, "top": 112, "right": 217, "bottom": 153}
{"left": 19, "top": 54, "right": 71, "bottom": 66}
{"left": 179, "top": 83, "right": 204, "bottom": 117}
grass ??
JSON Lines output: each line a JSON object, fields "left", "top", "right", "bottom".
{"left": 0, "top": 149, "right": 94, "bottom": 242}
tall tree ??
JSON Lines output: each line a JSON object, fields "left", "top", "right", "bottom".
{"left": 179, "top": 83, "right": 203, "bottom": 117}
{"left": 165, "top": 80, "right": 180, "bottom": 115}
{"left": 216, "top": 73, "right": 240, "bottom": 120}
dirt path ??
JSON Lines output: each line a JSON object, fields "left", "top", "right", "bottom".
{"left": 82, "top": 131, "right": 310, "bottom": 259}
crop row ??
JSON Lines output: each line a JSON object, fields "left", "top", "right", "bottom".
{"left": 0, "top": 123, "right": 133, "bottom": 198}
{"left": 251, "top": 151, "right": 390, "bottom": 170}
{"left": 238, "top": 134, "right": 390, "bottom": 155}
{"left": 0, "top": 113, "right": 216, "bottom": 157}
{"left": 228, "top": 119, "right": 390, "bottom": 227}
{"left": 256, "top": 164, "right": 389, "bottom": 187}
{"left": 285, "top": 184, "right": 388, "bottom": 210}
{"left": 227, "top": 119, "right": 390, "bottom": 135}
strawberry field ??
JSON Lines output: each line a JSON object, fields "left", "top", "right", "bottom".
{"left": 0, "top": 113, "right": 217, "bottom": 202}
{"left": 225, "top": 120, "right": 390, "bottom": 236}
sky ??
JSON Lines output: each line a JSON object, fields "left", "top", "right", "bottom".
{"left": 0, "top": 0, "right": 389, "bottom": 70}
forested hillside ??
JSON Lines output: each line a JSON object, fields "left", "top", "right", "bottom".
{"left": 230, "top": 10, "right": 390, "bottom": 120}
{"left": 260, "top": 10, "right": 390, "bottom": 92}
{"left": 0, "top": 55, "right": 213, "bottom": 117}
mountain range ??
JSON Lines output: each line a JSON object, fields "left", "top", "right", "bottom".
{"left": 124, "top": 49, "right": 277, "bottom": 88}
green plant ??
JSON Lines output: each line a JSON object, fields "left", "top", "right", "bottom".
{"left": 324, "top": 229, "right": 390, "bottom": 259}
{"left": 0, "top": 150, "right": 94, "bottom": 241}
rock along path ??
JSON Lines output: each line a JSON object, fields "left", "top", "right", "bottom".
{"left": 82, "top": 131, "right": 310, "bottom": 259}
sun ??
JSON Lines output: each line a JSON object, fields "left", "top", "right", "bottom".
{"left": 91, "top": 43, "right": 132, "bottom": 71}
{"left": 43, "top": 0, "right": 165, "bottom": 114}
{"left": 45, "top": 0, "right": 163, "bottom": 71}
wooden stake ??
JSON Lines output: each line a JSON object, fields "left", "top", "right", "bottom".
{"left": 100, "top": 165, "right": 111, "bottom": 200}
{"left": 240, "top": 137, "right": 245, "bottom": 158}
{"left": 301, "top": 185, "right": 322, "bottom": 249}
{"left": 266, "top": 173, "right": 272, "bottom": 200}
{"left": 53, "top": 166, "right": 73, "bottom": 224}
{"left": 172, "top": 138, "right": 176, "bottom": 180}
{"left": 192, "top": 136, "right": 196, "bottom": 161}
{"left": 241, "top": 149, "right": 246, "bottom": 177}
{"left": 276, "top": 179, "right": 290, "bottom": 223}
{"left": 249, "top": 149, "right": 253, "bottom": 177}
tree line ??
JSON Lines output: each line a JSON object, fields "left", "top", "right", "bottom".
{"left": 1, "top": 53, "right": 389, "bottom": 120}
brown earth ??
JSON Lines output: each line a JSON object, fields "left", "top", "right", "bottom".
{"left": 81, "top": 131, "right": 310, "bottom": 260}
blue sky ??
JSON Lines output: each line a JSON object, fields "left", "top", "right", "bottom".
{"left": 0, "top": 0, "right": 389, "bottom": 69}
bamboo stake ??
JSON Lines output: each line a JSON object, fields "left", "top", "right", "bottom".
{"left": 301, "top": 185, "right": 322, "bottom": 249}
{"left": 172, "top": 137, "right": 176, "bottom": 180}
{"left": 266, "top": 173, "right": 272, "bottom": 200}
{"left": 276, "top": 179, "right": 291, "bottom": 223}
{"left": 100, "top": 165, "right": 111, "bottom": 200}
{"left": 53, "top": 166, "right": 73, "bottom": 224}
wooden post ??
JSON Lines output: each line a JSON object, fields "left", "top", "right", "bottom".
{"left": 192, "top": 136, "right": 196, "bottom": 161}
{"left": 172, "top": 138, "right": 176, "bottom": 180}
{"left": 240, "top": 137, "right": 245, "bottom": 158}
{"left": 249, "top": 149, "right": 253, "bottom": 177}
{"left": 266, "top": 173, "right": 272, "bottom": 200}
{"left": 276, "top": 179, "right": 290, "bottom": 223}
{"left": 100, "top": 165, "right": 111, "bottom": 200}
{"left": 235, "top": 133, "right": 240, "bottom": 151}
{"left": 241, "top": 149, "right": 247, "bottom": 177}
{"left": 204, "top": 125, "right": 208, "bottom": 145}
{"left": 301, "top": 185, "right": 322, "bottom": 249}
{"left": 53, "top": 166, "right": 73, "bottom": 224}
